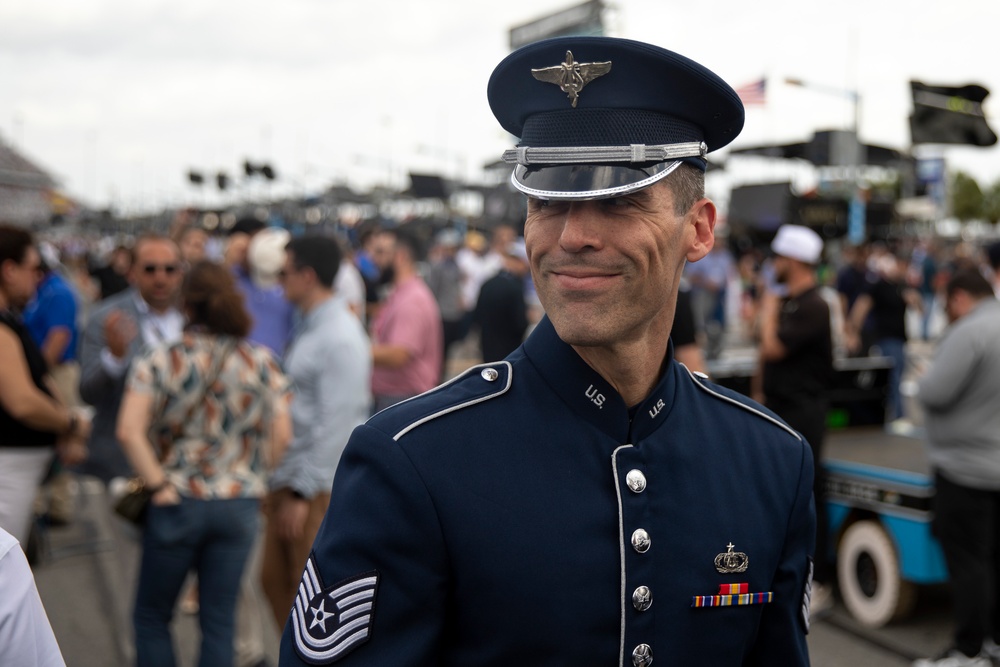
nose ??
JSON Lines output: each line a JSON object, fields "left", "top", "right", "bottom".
{"left": 558, "top": 202, "right": 606, "bottom": 253}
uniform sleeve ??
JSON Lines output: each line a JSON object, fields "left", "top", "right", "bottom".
{"left": 745, "top": 438, "right": 815, "bottom": 666}
{"left": 279, "top": 424, "right": 448, "bottom": 666}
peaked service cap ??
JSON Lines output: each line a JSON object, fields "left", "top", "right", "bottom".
{"left": 488, "top": 36, "right": 744, "bottom": 200}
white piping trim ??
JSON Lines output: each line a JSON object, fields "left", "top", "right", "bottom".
{"left": 510, "top": 161, "right": 682, "bottom": 201}
{"left": 684, "top": 367, "right": 802, "bottom": 441}
{"left": 611, "top": 444, "right": 633, "bottom": 667}
{"left": 390, "top": 361, "right": 514, "bottom": 441}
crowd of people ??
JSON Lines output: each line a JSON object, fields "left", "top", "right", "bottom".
{"left": 5, "top": 33, "right": 1000, "bottom": 667}
{"left": 0, "top": 210, "right": 540, "bottom": 666}
{"left": 5, "top": 206, "right": 1000, "bottom": 667}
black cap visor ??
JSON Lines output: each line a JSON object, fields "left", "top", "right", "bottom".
{"left": 512, "top": 160, "right": 686, "bottom": 201}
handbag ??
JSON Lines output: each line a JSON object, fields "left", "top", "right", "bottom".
{"left": 113, "top": 339, "right": 236, "bottom": 525}
{"left": 113, "top": 476, "right": 156, "bottom": 525}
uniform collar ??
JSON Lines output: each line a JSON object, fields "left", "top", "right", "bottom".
{"left": 521, "top": 317, "right": 679, "bottom": 443}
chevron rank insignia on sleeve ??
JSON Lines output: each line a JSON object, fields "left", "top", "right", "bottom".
{"left": 292, "top": 555, "right": 379, "bottom": 664}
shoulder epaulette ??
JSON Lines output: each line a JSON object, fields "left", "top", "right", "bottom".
{"left": 368, "top": 361, "right": 512, "bottom": 441}
{"left": 682, "top": 366, "right": 802, "bottom": 441}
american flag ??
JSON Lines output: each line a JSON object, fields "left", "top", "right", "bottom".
{"left": 735, "top": 78, "right": 767, "bottom": 106}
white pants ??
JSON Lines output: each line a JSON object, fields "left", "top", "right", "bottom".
{"left": 0, "top": 448, "right": 53, "bottom": 544}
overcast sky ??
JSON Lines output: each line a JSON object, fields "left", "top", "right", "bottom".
{"left": 3, "top": 0, "right": 999, "bottom": 214}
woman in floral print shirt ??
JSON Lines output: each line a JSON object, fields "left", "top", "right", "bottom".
{"left": 117, "top": 260, "right": 291, "bottom": 667}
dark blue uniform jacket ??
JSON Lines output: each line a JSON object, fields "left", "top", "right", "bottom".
{"left": 280, "top": 317, "right": 815, "bottom": 666}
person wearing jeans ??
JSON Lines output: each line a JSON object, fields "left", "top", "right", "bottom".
{"left": 136, "top": 498, "right": 259, "bottom": 666}
{"left": 117, "top": 261, "right": 291, "bottom": 667}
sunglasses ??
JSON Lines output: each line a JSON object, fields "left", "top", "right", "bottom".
{"left": 142, "top": 263, "right": 180, "bottom": 275}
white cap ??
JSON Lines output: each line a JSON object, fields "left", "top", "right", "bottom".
{"left": 248, "top": 227, "right": 290, "bottom": 289}
{"left": 771, "top": 225, "right": 823, "bottom": 265}
{"left": 505, "top": 239, "right": 528, "bottom": 263}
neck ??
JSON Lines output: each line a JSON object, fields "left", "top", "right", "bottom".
{"left": 299, "top": 288, "right": 333, "bottom": 314}
{"left": 571, "top": 313, "right": 673, "bottom": 408}
{"left": 394, "top": 265, "right": 417, "bottom": 286}
{"left": 0, "top": 291, "right": 9, "bottom": 311}
{"left": 784, "top": 270, "right": 817, "bottom": 298}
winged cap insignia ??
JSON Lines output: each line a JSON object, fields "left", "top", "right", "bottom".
{"left": 714, "top": 542, "right": 749, "bottom": 574}
{"left": 531, "top": 50, "right": 612, "bottom": 108}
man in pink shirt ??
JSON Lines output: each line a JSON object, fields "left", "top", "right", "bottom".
{"left": 370, "top": 227, "right": 443, "bottom": 412}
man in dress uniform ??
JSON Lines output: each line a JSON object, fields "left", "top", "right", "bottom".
{"left": 280, "top": 36, "right": 815, "bottom": 667}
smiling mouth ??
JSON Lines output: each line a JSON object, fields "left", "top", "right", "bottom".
{"left": 550, "top": 270, "right": 620, "bottom": 291}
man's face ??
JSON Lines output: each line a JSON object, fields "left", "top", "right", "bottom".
{"left": 773, "top": 255, "right": 791, "bottom": 284}
{"left": 370, "top": 232, "right": 396, "bottom": 272}
{"left": 945, "top": 289, "right": 972, "bottom": 324}
{"left": 180, "top": 229, "right": 208, "bottom": 264}
{"left": 131, "top": 240, "right": 182, "bottom": 311}
{"left": 279, "top": 250, "right": 310, "bottom": 307}
{"left": 224, "top": 233, "right": 250, "bottom": 269}
{"left": 2, "top": 246, "right": 42, "bottom": 309}
{"left": 524, "top": 181, "right": 714, "bottom": 348}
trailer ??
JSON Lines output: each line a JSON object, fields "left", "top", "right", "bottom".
{"left": 707, "top": 355, "right": 949, "bottom": 628}
{"left": 824, "top": 426, "right": 948, "bottom": 627}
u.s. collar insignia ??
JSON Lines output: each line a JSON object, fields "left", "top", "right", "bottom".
{"left": 714, "top": 542, "right": 749, "bottom": 574}
{"left": 292, "top": 555, "right": 379, "bottom": 664}
{"left": 531, "top": 50, "right": 612, "bottom": 107}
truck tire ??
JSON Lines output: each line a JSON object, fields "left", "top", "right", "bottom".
{"left": 837, "top": 519, "right": 917, "bottom": 627}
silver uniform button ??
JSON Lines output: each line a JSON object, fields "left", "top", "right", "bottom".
{"left": 626, "top": 469, "right": 646, "bottom": 493}
{"left": 631, "top": 528, "right": 651, "bottom": 553}
{"left": 632, "top": 585, "right": 652, "bottom": 612}
{"left": 481, "top": 368, "right": 499, "bottom": 382}
{"left": 632, "top": 643, "right": 653, "bottom": 667}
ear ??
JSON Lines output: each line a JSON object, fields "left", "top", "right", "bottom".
{"left": 685, "top": 198, "right": 717, "bottom": 263}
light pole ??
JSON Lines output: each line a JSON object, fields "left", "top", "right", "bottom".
{"left": 785, "top": 78, "right": 866, "bottom": 244}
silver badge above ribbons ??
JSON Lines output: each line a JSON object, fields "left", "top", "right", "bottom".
{"left": 714, "top": 542, "right": 749, "bottom": 574}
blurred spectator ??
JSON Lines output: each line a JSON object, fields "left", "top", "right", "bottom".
{"left": 240, "top": 227, "right": 295, "bottom": 356}
{"left": 177, "top": 226, "right": 210, "bottom": 265}
{"left": 224, "top": 217, "right": 267, "bottom": 270}
{"left": 685, "top": 240, "right": 734, "bottom": 360}
{"left": 426, "top": 228, "right": 466, "bottom": 378}
{"left": 835, "top": 243, "right": 872, "bottom": 354}
{"left": 24, "top": 247, "right": 80, "bottom": 402}
{"left": 914, "top": 269, "right": 1000, "bottom": 667}
{"left": 985, "top": 241, "right": 1000, "bottom": 296}
{"left": 369, "top": 227, "right": 443, "bottom": 412}
{"left": 672, "top": 279, "right": 706, "bottom": 373}
{"left": 333, "top": 238, "right": 366, "bottom": 323}
{"left": 353, "top": 221, "right": 383, "bottom": 318}
{"left": 90, "top": 245, "right": 132, "bottom": 301}
{"left": 23, "top": 246, "right": 82, "bottom": 525}
{"left": 473, "top": 238, "right": 530, "bottom": 362}
{"left": 455, "top": 230, "right": 492, "bottom": 328}
{"left": 755, "top": 225, "right": 834, "bottom": 616}
{"left": 0, "top": 526, "right": 66, "bottom": 666}
{"left": 0, "top": 225, "right": 89, "bottom": 544}
{"left": 77, "top": 235, "right": 184, "bottom": 484}
{"left": 847, "top": 251, "right": 922, "bottom": 421}
{"left": 262, "top": 235, "right": 371, "bottom": 629}
{"left": 116, "top": 260, "right": 291, "bottom": 667}
{"left": 909, "top": 239, "right": 940, "bottom": 340}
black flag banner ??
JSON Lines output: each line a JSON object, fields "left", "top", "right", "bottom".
{"left": 909, "top": 81, "right": 998, "bottom": 146}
